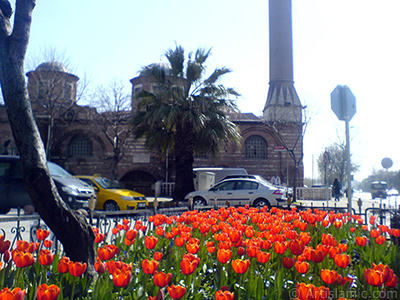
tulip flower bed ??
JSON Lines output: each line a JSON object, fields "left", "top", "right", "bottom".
{"left": 0, "top": 206, "right": 399, "bottom": 300}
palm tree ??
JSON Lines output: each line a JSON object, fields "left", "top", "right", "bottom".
{"left": 132, "top": 45, "right": 241, "bottom": 201}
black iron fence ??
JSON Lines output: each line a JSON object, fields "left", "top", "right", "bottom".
{"left": 1, "top": 202, "right": 399, "bottom": 252}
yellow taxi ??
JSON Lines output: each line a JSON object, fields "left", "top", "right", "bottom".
{"left": 75, "top": 175, "right": 148, "bottom": 211}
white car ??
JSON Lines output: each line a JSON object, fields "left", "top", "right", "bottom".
{"left": 184, "top": 178, "right": 287, "bottom": 208}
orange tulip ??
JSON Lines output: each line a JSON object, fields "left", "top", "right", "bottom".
{"left": 113, "top": 268, "right": 132, "bottom": 287}
{"left": 231, "top": 259, "right": 250, "bottom": 274}
{"left": 0, "top": 287, "right": 26, "bottom": 300}
{"left": 167, "top": 285, "right": 187, "bottom": 300}
{"left": 57, "top": 256, "right": 70, "bottom": 273}
{"left": 125, "top": 229, "right": 138, "bottom": 240}
{"left": 38, "top": 249, "right": 55, "bottom": 266}
{"left": 296, "top": 282, "right": 314, "bottom": 300}
{"left": 246, "top": 245, "right": 259, "bottom": 258}
{"left": 217, "top": 249, "right": 232, "bottom": 264}
{"left": 334, "top": 254, "right": 350, "bottom": 268}
{"left": 95, "top": 232, "right": 106, "bottom": 243}
{"left": 375, "top": 236, "right": 386, "bottom": 245}
{"left": 156, "top": 226, "right": 165, "bottom": 236}
{"left": 186, "top": 242, "right": 200, "bottom": 254}
{"left": 321, "top": 269, "right": 339, "bottom": 285}
{"left": 43, "top": 240, "right": 53, "bottom": 249}
{"left": 68, "top": 261, "right": 87, "bottom": 277}
{"left": 12, "top": 250, "right": 35, "bottom": 268}
{"left": 36, "top": 284, "right": 60, "bottom": 300}
{"left": 364, "top": 268, "right": 384, "bottom": 287}
{"left": 355, "top": 236, "right": 367, "bottom": 247}
{"left": 312, "top": 285, "right": 330, "bottom": 300}
{"left": 142, "top": 259, "right": 159, "bottom": 275}
{"left": 153, "top": 271, "right": 172, "bottom": 287}
{"left": 145, "top": 236, "right": 158, "bottom": 249}
{"left": 97, "top": 245, "right": 118, "bottom": 261}
{"left": 175, "top": 237, "right": 185, "bottom": 247}
{"left": 180, "top": 254, "right": 200, "bottom": 275}
{"left": 274, "top": 241, "right": 288, "bottom": 254}
{"left": 154, "top": 252, "right": 163, "bottom": 261}
{"left": 295, "top": 261, "right": 309, "bottom": 274}
{"left": 370, "top": 229, "right": 381, "bottom": 238}
{"left": 15, "top": 241, "right": 38, "bottom": 253}
{"left": 215, "top": 290, "right": 234, "bottom": 300}
{"left": 256, "top": 251, "right": 271, "bottom": 264}
{"left": 36, "top": 229, "right": 50, "bottom": 241}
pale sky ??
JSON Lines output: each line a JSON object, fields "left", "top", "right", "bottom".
{"left": 20, "top": 0, "right": 400, "bottom": 182}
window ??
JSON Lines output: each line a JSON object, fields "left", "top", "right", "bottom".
{"left": 69, "top": 135, "right": 92, "bottom": 157}
{"left": 236, "top": 180, "right": 258, "bottom": 190}
{"left": 245, "top": 135, "right": 267, "bottom": 159}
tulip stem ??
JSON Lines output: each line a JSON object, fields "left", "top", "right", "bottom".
{"left": 70, "top": 278, "right": 76, "bottom": 300}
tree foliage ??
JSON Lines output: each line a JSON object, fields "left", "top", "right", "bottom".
{"left": 317, "top": 142, "right": 359, "bottom": 187}
{"left": 131, "top": 45, "right": 241, "bottom": 201}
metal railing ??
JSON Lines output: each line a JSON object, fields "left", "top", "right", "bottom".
{"left": 1, "top": 202, "right": 399, "bottom": 251}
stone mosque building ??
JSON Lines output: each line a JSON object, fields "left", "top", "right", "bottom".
{"left": 0, "top": 0, "right": 303, "bottom": 197}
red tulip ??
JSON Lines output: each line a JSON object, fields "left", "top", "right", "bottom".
{"left": 95, "top": 233, "right": 105, "bottom": 243}
{"left": 186, "top": 242, "right": 200, "bottom": 254}
{"left": 180, "top": 255, "right": 199, "bottom": 275}
{"left": 43, "top": 240, "right": 54, "bottom": 249}
{"left": 36, "top": 284, "right": 60, "bottom": 300}
{"left": 0, "top": 235, "right": 10, "bottom": 254}
{"left": 94, "top": 260, "right": 106, "bottom": 274}
{"left": 283, "top": 257, "right": 295, "bottom": 269}
{"left": 375, "top": 236, "right": 386, "bottom": 245}
{"left": 289, "top": 240, "right": 305, "bottom": 256}
{"left": 0, "top": 287, "right": 26, "bottom": 300}
{"left": 167, "top": 285, "right": 187, "bottom": 300}
{"left": 386, "top": 274, "right": 398, "bottom": 288}
{"left": 97, "top": 245, "right": 118, "bottom": 261}
{"left": 153, "top": 271, "right": 172, "bottom": 287}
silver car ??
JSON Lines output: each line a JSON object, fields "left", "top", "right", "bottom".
{"left": 184, "top": 178, "right": 287, "bottom": 208}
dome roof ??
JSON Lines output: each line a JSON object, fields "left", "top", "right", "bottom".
{"left": 36, "top": 61, "right": 70, "bottom": 73}
{"left": 140, "top": 61, "right": 172, "bottom": 77}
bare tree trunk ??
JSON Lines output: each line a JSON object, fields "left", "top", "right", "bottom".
{"left": 0, "top": 0, "right": 95, "bottom": 271}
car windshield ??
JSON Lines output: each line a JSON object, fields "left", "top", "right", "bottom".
{"left": 48, "top": 162, "right": 73, "bottom": 178}
{"left": 94, "top": 177, "right": 122, "bottom": 189}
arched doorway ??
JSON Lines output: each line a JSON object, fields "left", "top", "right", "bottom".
{"left": 120, "top": 171, "right": 156, "bottom": 197}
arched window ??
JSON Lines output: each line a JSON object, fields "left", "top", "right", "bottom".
{"left": 245, "top": 135, "right": 267, "bottom": 159}
{"left": 69, "top": 135, "right": 92, "bottom": 157}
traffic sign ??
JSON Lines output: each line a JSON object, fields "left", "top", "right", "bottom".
{"left": 331, "top": 85, "right": 356, "bottom": 121}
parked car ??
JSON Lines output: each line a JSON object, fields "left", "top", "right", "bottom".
{"left": 0, "top": 155, "right": 96, "bottom": 214}
{"left": 184, "top": 178, "right": 287, "bottom": 208}
{"left": 75, "top": 175, "right": 148, "bottom": 211}
{"left": 218, "top": 174, "right": 293, "bottom": 197}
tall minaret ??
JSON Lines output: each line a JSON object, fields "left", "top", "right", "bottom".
{"left": 262, "top": 0, "right": 302, "bottom": 122}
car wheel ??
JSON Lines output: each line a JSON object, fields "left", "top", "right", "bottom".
{"left": 104, "top": 201, "right": 120, "bottom": 211}
{"left": 0, "top": 207, "right": 10, "bottom": 214}
{"left": 253, "top": 198, "right": 271, "bottom": 209}
{"left": 193, "top": 197, "right": 206, "bottom": 207}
